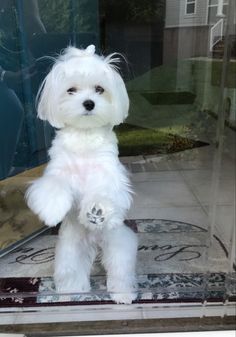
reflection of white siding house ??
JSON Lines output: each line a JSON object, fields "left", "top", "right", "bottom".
{"left": 163, "top": 0, "right": 231, "bottom": 63}
{"left": 165, "top": 0, "right": 209, "bottom": 28}
{"left": 163, "top": 0, "right": 235, "bottom": 124}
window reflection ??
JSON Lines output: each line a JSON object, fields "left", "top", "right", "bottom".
{"left": 0, "top": 0, "right": 235, "bottom": 181}
{"left": 0, "top": 0, "right": 47, "bottom": 180}
{"left": 0, "top": 0, "right": 99, "bottom": 180}
{"left": 185, "top": 0, "right": 196, "bottom": 15}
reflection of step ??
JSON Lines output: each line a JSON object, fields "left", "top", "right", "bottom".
{"left": 212, "top": 38, "right": 225, "bottom": 59}
{"left": 212, "top": 36, "right": 236, "bottom": 59}
{"left": 142, "top": 91, "right": 196, "bottom": 105}
{"left": 232, "top": 37, "right": 236, "bottom": 58}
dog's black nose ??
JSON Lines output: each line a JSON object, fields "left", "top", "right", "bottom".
{"left": 83, "top": 100, "right": 95, "bottom": 111}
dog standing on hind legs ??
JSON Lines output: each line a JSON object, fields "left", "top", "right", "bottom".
{"left": 25, "top": 45, "right": 138, "bottom": 304}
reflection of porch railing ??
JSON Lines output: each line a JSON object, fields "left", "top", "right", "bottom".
{"left": 210, "top": 18, "right": 224, "bottom": 51}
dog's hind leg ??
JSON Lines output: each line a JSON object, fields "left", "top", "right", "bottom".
{"left": 54, "top": 212, "right": 96, "bottom": 294}
{"left": 101, "top": 224, "right": 138, "bottom": 304}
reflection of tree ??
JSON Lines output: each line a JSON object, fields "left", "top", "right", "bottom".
{"left": 38, "top": 0, "right": 165, "bottom": 33}
{"left": 38, "top": 0, "right": 70, "bottom": 33}
{"left": 100, "top": 0, "right": 165, "bottom": 24}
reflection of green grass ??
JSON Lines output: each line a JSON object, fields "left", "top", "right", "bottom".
{"left": 119, "top": 58, "right": 235, "bottom": 156}
{"left": 142, "top": 91, "right": 196, "bottom": 105}
{"left": 212, "top": 60, "right": 236, "bottom": 87}
{"left": 127, "top": 95, "right": 196, "bottom": 135}
{"left": 126, "top": 60, "right": 196, "bottom": 132}
{"left": 115, "top": 124, "right": 208, "bottom": 157}
{"left": 126, "top": 59, "right": 236, "bottom": 134}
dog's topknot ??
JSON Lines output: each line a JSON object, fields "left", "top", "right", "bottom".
{"left": 59, "top": 45, "right": 96, "bottom": 61}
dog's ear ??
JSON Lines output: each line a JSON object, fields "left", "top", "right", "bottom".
{"left": 104, "top": 53, "right": 129, "bottom": 125}
{"left": 37, "top": 64, "right": 65, "bottom": 128}
{"left": 110, "top": 70, "right": 129, "bottom": 125}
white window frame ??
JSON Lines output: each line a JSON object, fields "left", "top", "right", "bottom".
{"left": 208, "top": 0, "right": 228, "bottom": 12}
{"left": 207, "top": 0, "right": 228, "bottom": 23}
{"left": 185, "top": 0, "right": 197, "bottom": 15}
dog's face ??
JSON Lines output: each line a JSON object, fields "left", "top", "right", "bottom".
{"left": 37, "top": 45, "right": 129, "bottom": 129}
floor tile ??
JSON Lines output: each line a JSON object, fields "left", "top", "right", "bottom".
{"left": 181, "top": 166, "right": 236, "bottom": 182}
{"left": 132, "top": 180, "right": 201, "bottom": 207}
{"left": 127, "top": 205, "right": 209, "bottom": 229}
{"left": 185, "top": 178, "right": 235, "bottom": 206}
{"left": 203, "top": 204, "right": 235, "bottom": 250}
{"left": 131, "top": 170, "right": 183, "bottom": 183}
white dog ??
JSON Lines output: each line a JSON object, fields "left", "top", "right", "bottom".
{"left": 26, "top": 45, "right": 138, "bottom": 304}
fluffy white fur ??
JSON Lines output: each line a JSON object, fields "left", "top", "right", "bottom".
{"left": 25, "top": 45, "right": 138, "bottom": 304}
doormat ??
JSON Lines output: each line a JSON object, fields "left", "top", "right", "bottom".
{"left": 0, "top": 219, "right": 235, "bottom": 307}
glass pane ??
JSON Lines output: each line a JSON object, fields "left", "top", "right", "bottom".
{"left": 208, "top": 6, "right": 218, "bottom": 24}
{"left": 0, "top": 0, "right": 235, "bottom": 326}
{"left": 186, "top": 3, "right": 195, "bottom": 14}
{"left": 223, "top": 4, "right": 228, "bottom": 15}
{"left": 209, "top": 0, "right": 218, "bottom": 6}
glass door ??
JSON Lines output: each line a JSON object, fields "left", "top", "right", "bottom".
{"left": 0, "top": 0, "right": 235, "bottom": 324}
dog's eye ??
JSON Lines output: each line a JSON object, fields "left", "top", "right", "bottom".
{"left": 67, "top": 87, "right": 77, "bottom": 94}
{"left": 95, "top": 85, "right": 104, "bottom": 94}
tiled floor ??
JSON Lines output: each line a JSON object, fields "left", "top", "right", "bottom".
{"left": 0, "top": 130, "right": 235, "bottom": 327}
{"left": 0, "top": 131, "right": 235, "bottom": 267}
{"left": 123, "top": 139, "right": 235, "bottom": 256}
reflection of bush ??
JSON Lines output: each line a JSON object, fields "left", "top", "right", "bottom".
{"left": 38, "top": 0, "right": 98, "bottom": 33}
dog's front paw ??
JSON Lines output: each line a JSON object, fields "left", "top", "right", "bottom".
{"left": 79, "top": 198, "right": 124, "bottom": 230}
{"left": 86, "top": 204, "right": 105, "bottom": 228}
{"left": 79, "top": 201, "right": 110, "bottom": 230}
{"left": 26, "top": 176, "right": 73, "bottom": 227}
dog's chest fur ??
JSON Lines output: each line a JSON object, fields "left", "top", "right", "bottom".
{"left": 47, "top": 126, "right": 121, "bottom": 192}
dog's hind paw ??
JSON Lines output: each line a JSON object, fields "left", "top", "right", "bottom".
{"left": 110, "top": 291, "right": 137, "bottom": 304}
